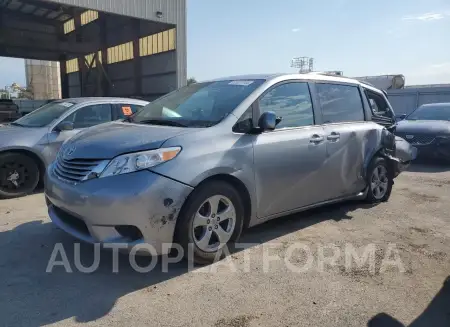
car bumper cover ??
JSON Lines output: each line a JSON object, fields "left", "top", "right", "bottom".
{"left": 45, "top": 165, "right": 194, "bottom": 255}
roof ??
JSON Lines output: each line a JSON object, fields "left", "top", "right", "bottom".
{"left": 206, "top": 73, "right": 373, "bottom": 87}
{"left": 54, "top": 97, "right": 149, "bottom": 104}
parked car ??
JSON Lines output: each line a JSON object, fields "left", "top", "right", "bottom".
{"left": 45, "top": 74, "right": 416, "bottom": 264}
{"left": 395, "top": 102, "right": 450, "bottom": 161}
{"left": 0, "top": 99, "right": 21, "bottom": 123}
{"left": 0, "top": 97, "right": 148, "bottom": 198}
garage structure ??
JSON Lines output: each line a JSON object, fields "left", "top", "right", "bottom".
{"left": 0, "top": 0, "right": 187, "bottom": 101}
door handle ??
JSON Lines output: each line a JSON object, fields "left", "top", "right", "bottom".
{"left": 327, "top": 132, "right": 340, "bottom": 141}
{"left": 310, "top": 134, "right": 324, "bottom": 144}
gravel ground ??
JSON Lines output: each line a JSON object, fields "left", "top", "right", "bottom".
{"left": 0, "top": 164, "right": 449, "bottom": 327}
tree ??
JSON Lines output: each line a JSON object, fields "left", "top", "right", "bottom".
{"left": 187, "top": 77, "right": 197, "bottom": 85}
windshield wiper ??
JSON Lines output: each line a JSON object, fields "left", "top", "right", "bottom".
{"left": 9, "top": 122, "right": 23, "bottom": 126}
{"left": 137, "top": 119, "right": 188, "bottom": 127}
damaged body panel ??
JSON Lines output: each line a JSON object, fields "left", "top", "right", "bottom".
{"left": 45, "top": 168, "right": 193, "bottom": 255}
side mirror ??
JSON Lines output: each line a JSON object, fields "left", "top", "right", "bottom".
{"left": 55, "top": 121, "right": 74, "bottom": 132}
{"left": 398, "top": 114, "right": 407, "bottom": 120}
{"left": 258, "top": 111, "right": 279, "bottom": 131}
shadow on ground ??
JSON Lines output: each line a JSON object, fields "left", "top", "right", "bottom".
{"left": 367, "top": 277, "right": 450, "bottom": 327}
{"left": 0, "top": 200, "right": 367, "bottom": 325}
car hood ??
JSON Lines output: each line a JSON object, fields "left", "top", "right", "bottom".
{"left": 396, "top": 120, "right": 450, "bottom": 134}
{"left": 0, "top": 124, "right": 47, "bottom": 146}
{"left": 63, "top": 121, "right": 197, "bottom": 159}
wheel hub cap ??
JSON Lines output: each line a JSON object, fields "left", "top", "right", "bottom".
{"left": 192, "top": 195, "right": 236, "bottom": 253}
{"left": 7, "top": 171, "right": 20, "bottom": 188}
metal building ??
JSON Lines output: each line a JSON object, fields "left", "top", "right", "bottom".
{"left": 0, "top": 0, "right": 187, "bottom": 101}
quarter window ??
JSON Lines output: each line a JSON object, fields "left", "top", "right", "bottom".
{"left": 316, "top": 83, "right": 365, "bottom": 123}
{"left": 63, "top": 104, "right": 112, "bottom": 129}
{"left": 259, "top": 82, "right": 314, "bottom": 129}
{"left": 365, "top": 89, "right": 394, "bottom": 120}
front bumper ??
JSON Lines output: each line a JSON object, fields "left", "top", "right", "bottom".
{"left": 414, "top": 141, "right": 450, "bottom": 161}
{"left": 45, "top": 165, "right": 193, "bottom": 255}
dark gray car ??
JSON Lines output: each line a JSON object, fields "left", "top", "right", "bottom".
{"left": 395, "top": 103, "right": 450, "bottom": 161}
{"left": 0, "top": 97, "right": 148, "bottom": 198}
{"left": 45, "top": 74, "right": 416, "bottom": 263}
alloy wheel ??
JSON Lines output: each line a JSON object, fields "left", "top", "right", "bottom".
{"left": 371, "top": 165, "right": 389, "bottom": 200}
{"left": 192, "top": 195, "right": 236, "bottom": 252}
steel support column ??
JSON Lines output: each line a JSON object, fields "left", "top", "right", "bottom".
{"left": 133, "top": 19, "right": 142, "bottom": 98}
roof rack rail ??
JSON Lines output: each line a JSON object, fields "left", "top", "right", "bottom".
{"left": 307, "top": 71, "right": 347, "bottom": 77}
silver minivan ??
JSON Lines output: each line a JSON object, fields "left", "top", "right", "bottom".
{"left": 45, "top": 74, "right": 416, "bottom": 263}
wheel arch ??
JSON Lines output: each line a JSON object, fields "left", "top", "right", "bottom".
{"left": 364, "top": 147, "right": 396, "bottom": 180}
{"left": 180, "top": 173, "right": 253, "bottom": 230}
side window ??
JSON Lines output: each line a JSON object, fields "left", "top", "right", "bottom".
{"left": 117, "top": 103, "right": 144, "bottom": 119}
{"left": 316, "top": 83, "right": 365, "bottom": 123}
{"left": 259, "top": 82, "right": 314, "bottom": 129}
{"left": 63, "top": 104, "right": 112, "bottom": 129}
{"left": 365, "top": 89, "right": 394, "bottom": 119}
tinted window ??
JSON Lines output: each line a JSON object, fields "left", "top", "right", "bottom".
{"left": 317, "top": 83, "right": 364, "bottom": 123}
{"left": 63, "top": 104, "right": 112, "bottom": 129}
{"left": 259, "top": 82, "right": 314, "bottom": 129}
{"left": 407, "top": 104, "right": 450, "bottom": 121}
{"left": 117, "top": 104, "right": 144, "bottom": 119}
{"left": 132, "top": 79, "right": 265, "bottom": 127}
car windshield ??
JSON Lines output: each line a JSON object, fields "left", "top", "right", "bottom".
{"left": 131, "top": 79, "right": 265, "bottom": 127}
{"left": 406, "top": 104, "right": 450, "bottom": 121}
{"left": 13, "top": 101, "right": 75, "bottom": 127}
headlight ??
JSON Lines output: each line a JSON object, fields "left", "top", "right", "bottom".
{"left": 99, "top": 147, "right": 181, "bottom": 178}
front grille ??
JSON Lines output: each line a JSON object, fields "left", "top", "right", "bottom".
{"left": 54, "top": 157, "right": 104, "bottom": 183}
{"left": 396, "top": 133, "right": 435, "bottom": 145}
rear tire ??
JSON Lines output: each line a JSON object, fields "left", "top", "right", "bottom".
{"left": 0, "top": 152, "right": 40, "bottom": 199}
{"left": 175, "top": 181, "right": 244, "bottom": 265}
{"left": 365, "top": 157, "right": 393, "bottom": 203}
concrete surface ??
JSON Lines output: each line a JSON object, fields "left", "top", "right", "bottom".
{"left": 0, "top": 164, "right": 449, "bottom": 327}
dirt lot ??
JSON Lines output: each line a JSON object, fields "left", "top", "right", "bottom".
{"left": 0, "top": 164, "right": 449, "bottom": 327}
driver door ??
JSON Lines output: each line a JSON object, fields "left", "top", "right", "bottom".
{"left": 45, "top": 103, "right": 113, "bottom": 163}
{"left": 253, "top": 81, "right": 328, "bottom": 218}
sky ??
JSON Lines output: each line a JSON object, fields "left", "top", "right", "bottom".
{"left": 1, "top": 0, "right": 450, "bottom": 88}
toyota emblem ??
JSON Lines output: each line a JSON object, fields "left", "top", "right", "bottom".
{"left": 405, "top": 135, "right": 414, "bottom": 140}
{"left": 64, "top": 145, "right": 76, "bottom": 158}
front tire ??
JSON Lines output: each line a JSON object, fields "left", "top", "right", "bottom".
{"left": 365, "top": 157, "right": 393, "bottom": 203}
{"left": 175, "top": 181, "right": 244, "bottom": 264}
{"left": 0, "top": 152, "right": 40, "bottom": 199}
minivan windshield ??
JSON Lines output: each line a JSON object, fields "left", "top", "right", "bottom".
{"left": 13, "top": 101, "right": 75, "bottom": 127}
{"left": 406, "top": 104, "right": 450, "bottom": 121}
{"left": 131, "top": 79, "right": 265, "bottom": 127}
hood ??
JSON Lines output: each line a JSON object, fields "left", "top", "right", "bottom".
{"left": 64, "top": 121, "right": 196, "bottom": 159}
{"left": 396, "top": 120, "right": 450, "bottom": 135}
{"left": 0, "top": 124, "right": 47, "bottom": 146}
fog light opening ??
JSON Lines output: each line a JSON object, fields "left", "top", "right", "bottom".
{"left": 115, "top": 225, "right": 143, "bottom": 242}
